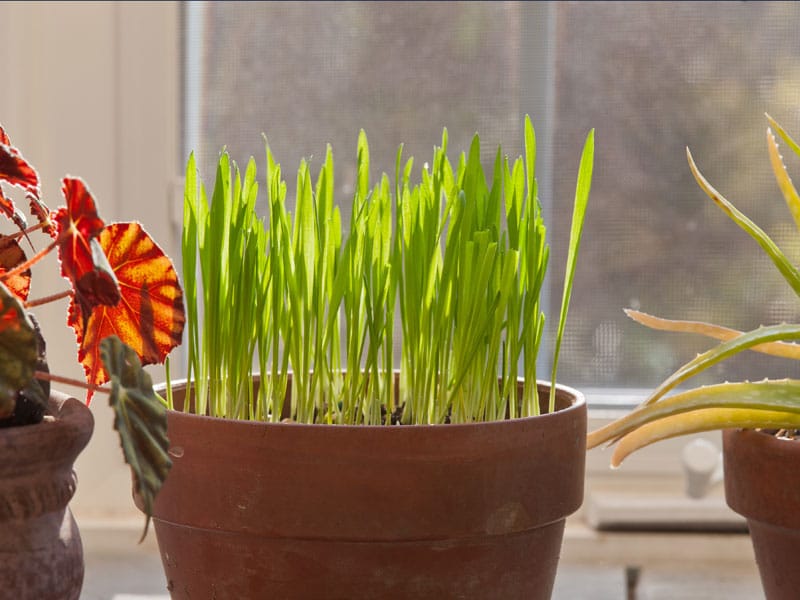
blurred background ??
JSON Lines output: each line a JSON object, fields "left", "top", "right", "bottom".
{"left": 1, "top": 4, "right": 800, "bottom": 595}
{"left": 190, "top": 1, "right": 800, "bottom": 391}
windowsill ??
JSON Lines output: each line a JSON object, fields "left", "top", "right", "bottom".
{"left": 79, "top": 516, "right": 762, "bottom": 600}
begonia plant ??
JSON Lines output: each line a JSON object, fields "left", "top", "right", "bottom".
{"left": 0, "top": 124, "right": 184, "bottom": 536}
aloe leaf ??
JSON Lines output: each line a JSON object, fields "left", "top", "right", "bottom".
{"left": 625, "top": 309, "right": 800, "bottom": 360}
{"left": 587, "top": 379, "right": 800, "bottom": 450}
{"left": 609, "top": 406, "right": 800, "bottom": 467}
{"left": 687, "top": 147, "right": 800, "bottom": 297}
{"left": 644, "top": 323, "right": 800, "bottom": 406}
{"left": 766, "top": 113, "right": 800, "bottom": 159}
{"left": 550, "top": 128, "right": 595, "bottom": 410}
{"left": 101, "top": 335, "right": 171, "bottom": 542}
{"left": 766, "top": 126, "right": 800, "bottom": 233}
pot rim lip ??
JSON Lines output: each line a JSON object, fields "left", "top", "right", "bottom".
{"left": 0, "top": 391, "right": 93, "bottom": 457}
{"left": 0, "top": 392, "right": 92, "bottom": 431}
{"left": 156, "top": 377, "right": 586, "bottom": 431}
{"left": 724, "top": 427, "right": 800, "bottom": 446}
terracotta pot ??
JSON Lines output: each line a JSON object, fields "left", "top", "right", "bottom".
{"left": 148, "top": 380, "right": 585, "bottom": 599}
{"left": 723, "top": 428, "right": 800, "bottom": 600}
{"left": 0, "top": 391, "right": 94, "bottom": 600}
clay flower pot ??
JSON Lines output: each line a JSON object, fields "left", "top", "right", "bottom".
{"left": 0, "top": 391, "right": 94, "bottom": 600}
{"left": 149, "top": 380, "right": 586, "bottom": 599}
{"left": 723, "top": 429, "right": 800, "bottom": 600}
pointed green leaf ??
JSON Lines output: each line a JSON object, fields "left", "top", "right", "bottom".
{"left": 687, "top": 147, "right": 800, "bottom": 297}
{"left": 550, "top": 129, "right": 595, "bottom": 409}
{"left": 766, "top": 113, "right": 800, "bottom": 159}
{"left": 101, "top": 335, "right": 171, "bottom": 542}
{"left": 644, "top": 323, "right": 800, "bottom": 407}
{"left": 766, "top": 126, "right": 800, "bottom": 233}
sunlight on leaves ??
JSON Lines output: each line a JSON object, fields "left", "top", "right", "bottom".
{"left": 0, "top": 140, "right": 40, "bottom": 198}
{"left": 0, "top": 236, "right": 31, "bottom": 302}
{"left": 766, "top": 126, "right": 800, "bottom": 233}
{"left": 610, "top": 405, "right": 800, "bottom": 467}
{"left": 625, "top": 309, "right": 800, "bottom": 360}
{"left": 71, "top": 223, "right": 185, "bottom": 400}
{"left": 55, "top": 177, "right": 120, "bottom": 315}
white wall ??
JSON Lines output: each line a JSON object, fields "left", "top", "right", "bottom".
{"left": 0, "top": 2, "right": 180, "bottom": 524}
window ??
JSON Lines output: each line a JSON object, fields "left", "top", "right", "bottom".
{"left": 183, "top": 1, "right": 800, "bottom": 530}
{"left": 186, "top": 1, "right": 800, "bottom": 395}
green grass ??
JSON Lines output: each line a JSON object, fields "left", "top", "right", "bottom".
{"left": 176, "top": 117, "right": 595, "bottom": 424}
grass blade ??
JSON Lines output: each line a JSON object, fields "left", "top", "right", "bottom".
{"left": 550, "top": 129, "right": 595, "bottom": 410}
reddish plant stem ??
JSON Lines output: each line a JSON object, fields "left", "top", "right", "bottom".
{"left": 25, "top": 288, "right": 73, "bottom": 308}
{"left": 1, "top": 237, "right": 59, "bottom": 281}
{"left": 34, "top": 370, "right": 109, "bottom": 395}
{"left": 9, "top": 220, "right": 49, "bottom": 242}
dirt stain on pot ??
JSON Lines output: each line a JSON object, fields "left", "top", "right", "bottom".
{"left": 485, "top": 502, "right": 531, "bottom": 535}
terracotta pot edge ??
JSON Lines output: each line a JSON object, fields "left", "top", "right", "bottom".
{"left": 159, "top": 378, "right": 585, "bottom": 432}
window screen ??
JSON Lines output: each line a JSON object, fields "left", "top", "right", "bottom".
{"left": 184, "top": 1, "right": 800, "bottom": 393}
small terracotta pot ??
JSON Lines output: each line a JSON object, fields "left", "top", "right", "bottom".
{"left": 148, "top": 380, "right": 585, "bottom": 599}
{"left": 0, "top": 392, "right": 94, "bottom": 600}
{"left": 723, "top": 428, "right": 800, "bottom": 600}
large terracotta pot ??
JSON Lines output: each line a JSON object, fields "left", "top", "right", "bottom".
{"left": 0, "top": 391, "right": 94, "bottom": 600}
{"left": 723, "top": 428, "right": 800, "bottom": 600}
{"left": 148, "top": 380, "right": 586, "bottom": 599}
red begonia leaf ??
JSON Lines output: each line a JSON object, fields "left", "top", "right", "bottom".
{"left": 0, "top": 127, "right": 51, "bottom": 234}
{"left": 0, "top": 141, "right": 40, "bottom": 199}
{"left": 0, "top": 235, "right": 31, "bottom": 302}
{"left": 76, "top": 237, "right": 121, "bottom": 309}
{"left": 29, "top": 196, "right": 54, "bottom": 237}
{"left": 70, "top": 222, "right": 185, "bottom": 401}
{"left": 0, "top": 187, "right": 13, "bottom": 220}
{"left": 0, "top": 185, "right": 32, "bottom": 241}
{"left": 55, "top": 177, "right": 120, "bottom": 315}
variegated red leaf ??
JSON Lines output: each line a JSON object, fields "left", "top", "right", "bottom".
{"left": 0, "top": 143, "right": 39, "bottom": 199}
{"left": 70, "top": 222, "right": 185, "bottom": 401}
{"left": 0, "top": 235, "right": 31, "bottom": 302}
{"left": 55, "top": 177, "right": 119, "bottom": 315}
{"left": 29, "top": 195, "right": 54, "bottom": 237}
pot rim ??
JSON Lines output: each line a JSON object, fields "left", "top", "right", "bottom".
{"left": 0, "top": 390, "right": 93, "bottom": 445}
{"left": 723, "top": 427, "right": 800, "bottom": 528}
{"left": 156, "top": 377, "right": 585, "bottom": 431}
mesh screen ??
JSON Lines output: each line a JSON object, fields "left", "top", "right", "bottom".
{"left": 188, "top": 1, "right": 800, "bottom": 391}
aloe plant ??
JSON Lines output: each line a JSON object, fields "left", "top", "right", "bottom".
{"left": 588, "top": 114, "right": 800, "bottom": 466}
{"left": 179, "top": 117, "right": 594, "bottom": 425}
